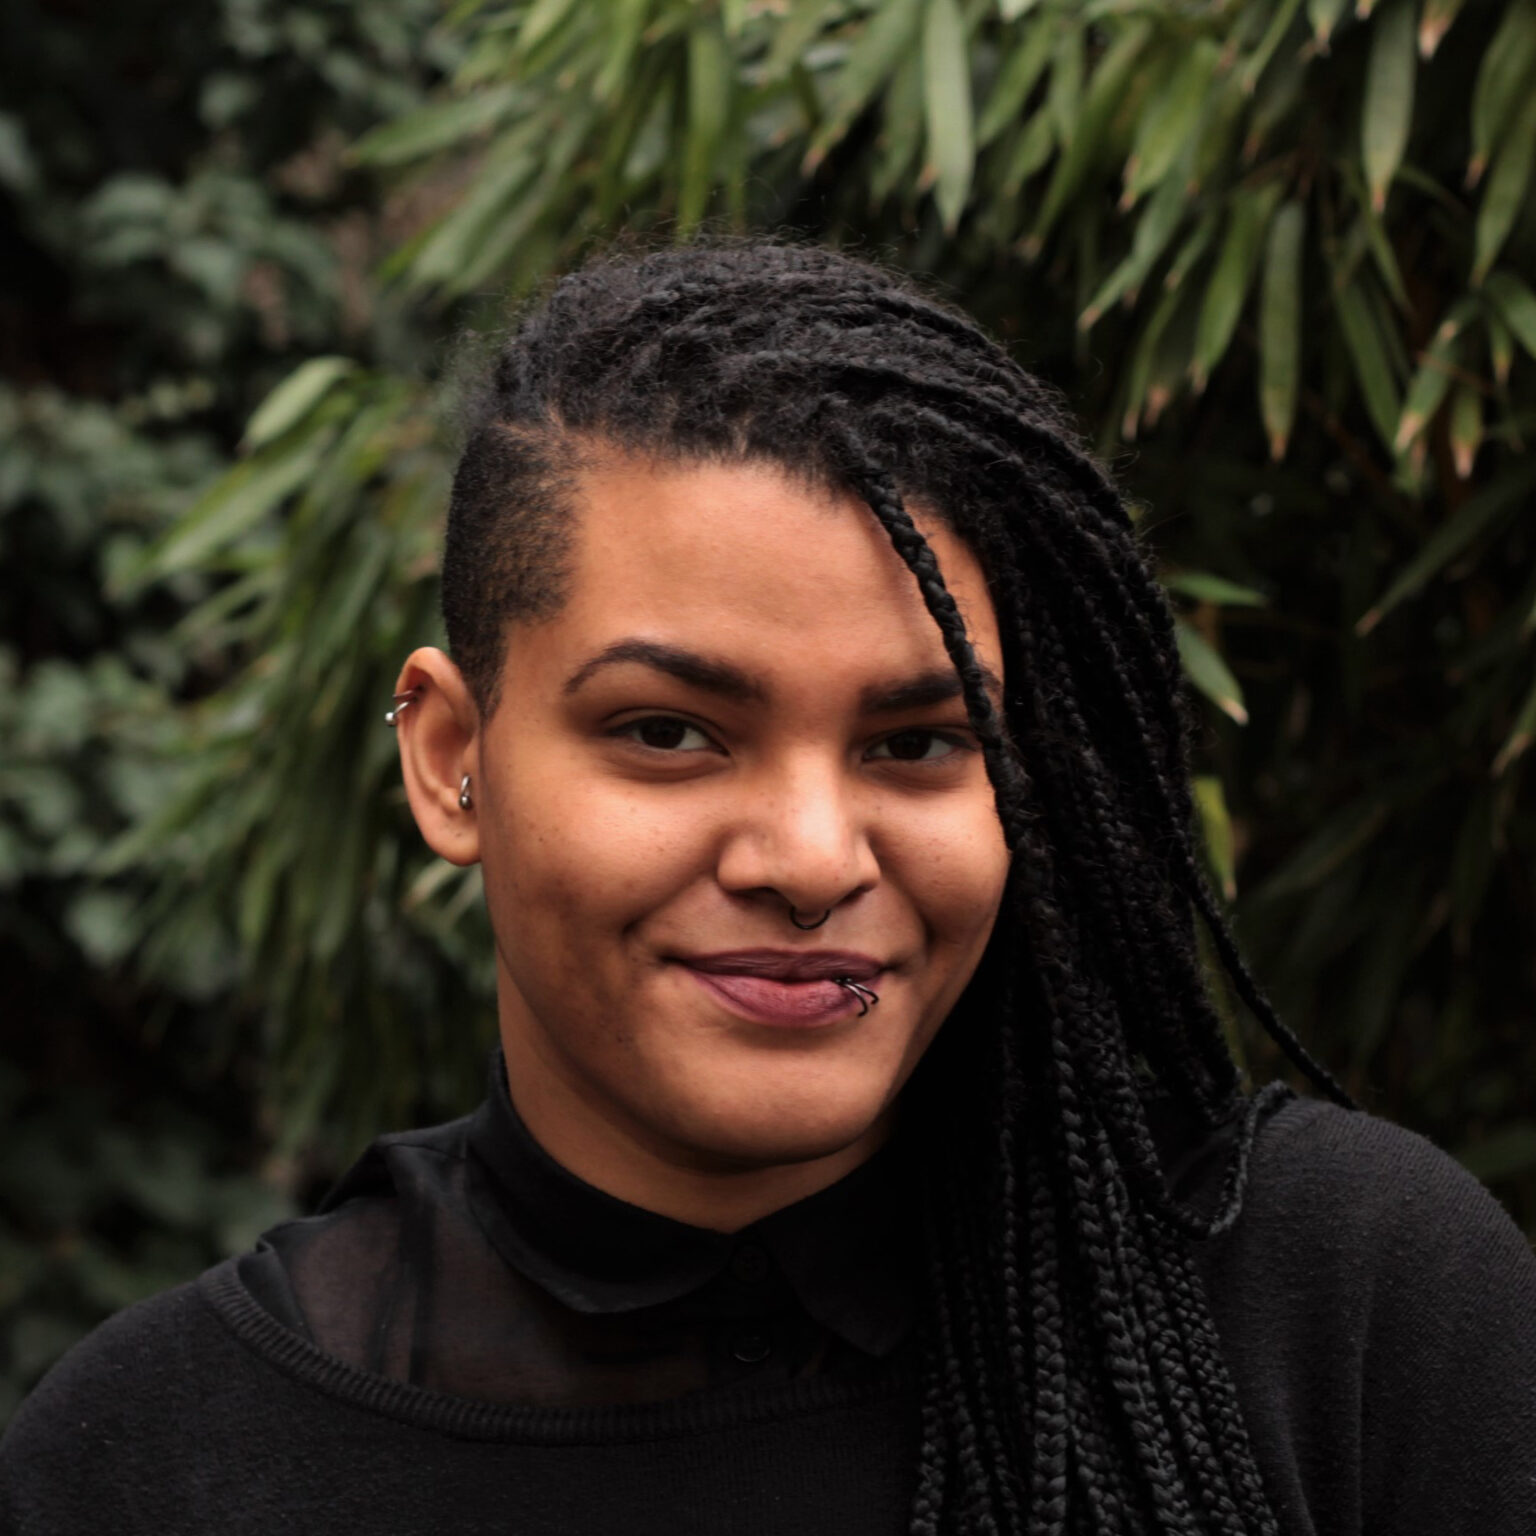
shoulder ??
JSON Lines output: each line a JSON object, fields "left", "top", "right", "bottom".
{"left": 0, "top": 1277, "right": 237, "bottom": 1529}
{"left": 1233, "top": 1095, "right": 1536, "bottom": 1292}
{"left": 1198, "top": 1094, "right": 1536, "bottom": 1533}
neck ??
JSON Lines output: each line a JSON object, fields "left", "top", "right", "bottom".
{"left": 495, "top": 1028, "right": 890, "bottom": 1234}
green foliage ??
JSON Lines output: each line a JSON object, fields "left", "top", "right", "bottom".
{"left": 7, "top": 0, "right": 1536, "bottom": 1421}
{"left": 153, "top": 0, "right": 1535, "bottom": 1226}
{"left": 0, "top": 0, "right": 447, "bottom": 1418}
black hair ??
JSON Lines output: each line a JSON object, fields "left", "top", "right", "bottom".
{"left": 443, "top": 239, "right": 1352, "bottom": 1534}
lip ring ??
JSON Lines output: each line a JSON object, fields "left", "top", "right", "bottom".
{"left": 833, "top": 978, "right": 879, "bottom": 1016}
{"left": 682, "top": 963, "right": 885, "bottom": 1029}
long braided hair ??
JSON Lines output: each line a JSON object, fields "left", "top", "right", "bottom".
{"left": 442, "top": 240, "right": 1352, "bottom": 1534}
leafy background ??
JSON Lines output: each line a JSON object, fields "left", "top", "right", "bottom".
{"left": 4, "top": 0, "right": 1534, "bottom": 1426}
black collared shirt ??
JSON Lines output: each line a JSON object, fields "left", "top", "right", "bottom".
{"left": 238, "top": 1052, "right": 920, "bottom": 1406}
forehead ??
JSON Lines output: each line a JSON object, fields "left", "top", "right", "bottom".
{"left": 522, "top": 453, "right": 1001, "bottom": 695}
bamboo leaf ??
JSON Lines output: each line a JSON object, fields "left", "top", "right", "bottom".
{"left": 1393, "top": 297, "right": 1476, "bottom": 452}
{"left": 1121, "top": 280, "right": 1184, "bottom": 438}
{"left": 1164, "top": 571, "right": 1269, "bottom": 606}
{"left": 999, "top": 107, "right": 1054, "bottom": 195}
{"left": 680, "top": 22, "right": 730, "bottom": 232}
{"left": 124, "top": 421, "right": 337, "bottom": 590}
{"left": 1193, "top": 775, "right": 1237, "bottom": 899}
{"left": 402, "top": 125, "right": 541, "bottom": 292}
{"left": 871, "top": 52, "right": 925, "bottom": 206}
{"left": 1418, "top": 0, "right": 1469, "bottom": 58}
{"left": 594, "top": 0, "right": 651, "bottom": 102}
{"left": 1492, "top": 669, "right": 1536, "bottom": 775}
{"left": 1027, "top": 21, "right": 1151, "bottom": 252}
{"left": 1484, "top": 270, "right": 1536, "bottom": 360}
{"left": 1191, "top": 183, "right": 1281, "bottom": 392}
{"left": 1308, "top": 0, "right": 1350, "bottom": 50}
{"left": 1487, "top": 309, "right": 1515, "bottom": 387}
{"left": 242, "top": 358, "right": 355, "bottom": 452}
{"left": 1080, "top": 164, "right": 1186, "bottom": 328}
{"left": 1176, "top": 619, "right": 1249, "bottom": 724}
{"left": 1046, "top": 22, "right": 1083, "bottom": 152}
{"left": 515, "top": 0, "right": 582, "bottom": 61}
{"left": 803, "top": 0, "right": 923, "bottom": 170}
{"left": 1357, "top": 459, "right": 1536, "bottom": 633}
{"left": 1241, "top": 0, "right": 1305, "bottom": 94}
{"left": 1472, "top": 90, "right": 1536, "bottom": 285}
{"left": 1468, "top": 0, "right": 1536, "bottom": 187}
{"left": 922, "top": 0, "right": 975, "bottom": 232}
{"left": 1362, "top": 0, "right": 1414, "bottom": 213}
{"left": 1449, "top": 384, "right": 1483, "bottom": 479}
{"left": 1165, "top": 207, "right": 1219, "bottom": 291}
{"left": 1335, "top": 277, "right": 1402, "bottom": 449}
{"left": 1259, "top": 200, "right": 1305, "bottom": 459}
{"left": 760, "top": 0, "right": 838, "bottom": 83}
{"left": 1122, "top": 39, "right": 1217, "bottom": 206}
{"left": 976, "top": 21, "right": 1053, "bottom": 149}
{"left": 349, "top": 85, "right": 523, "bottom": 166}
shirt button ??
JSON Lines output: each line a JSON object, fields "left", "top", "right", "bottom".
{"left": 730, "top": 1330, "right": 772, "bottom": 1365}
{"left": 730, "top": 1243, "right": 770, "bottom": 1283}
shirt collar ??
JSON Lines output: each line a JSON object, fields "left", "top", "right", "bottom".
{"left": 465, "top": 1051, "right": 917, "bottom": 1358}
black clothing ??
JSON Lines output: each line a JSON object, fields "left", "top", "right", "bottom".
{"left": 236, "top": 1053, "right": 919, "bottom": 1405}
{"left": 4, "top": 1075, "right": 1536, "bottom": 1535}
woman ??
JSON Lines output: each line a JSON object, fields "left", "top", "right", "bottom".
{"left": 3, "top": 241, "right": 1533, "bottom": 1534}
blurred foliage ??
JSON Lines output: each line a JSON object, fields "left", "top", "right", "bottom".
{"left": 5, "top": 0, "right": 1535, "bottom": 1425}
{"left": 0, "top": 0, "right": 449, "bottom": 1423}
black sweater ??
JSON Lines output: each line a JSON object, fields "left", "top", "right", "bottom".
{"left": 3, "top": 1095, "right": 1535, "bottom": 1535}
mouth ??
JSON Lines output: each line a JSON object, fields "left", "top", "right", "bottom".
{"left": 676, "top": 949, "right": 888, "bottom": 1029}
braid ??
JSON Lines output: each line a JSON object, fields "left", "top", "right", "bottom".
{"left": 444, "top": 239, "right": 1355, "bottom": 1533}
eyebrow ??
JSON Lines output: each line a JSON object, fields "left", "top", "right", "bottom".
{"left": 562, "top": 638, "right": 1004, "bottom": 715}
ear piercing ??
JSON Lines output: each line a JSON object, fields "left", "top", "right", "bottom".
{"left": 788, "top": 908, "right": 831, "bottom": 930}
{"left": 833, "top": 978, "right": 879, "bottom": 1016}
{"left": 385, "top": 686, "right": 423, "bottom": 727}
{"left": 458, "top": 775, "right": 474, "bottom": 811}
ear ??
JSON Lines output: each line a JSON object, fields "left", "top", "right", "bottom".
{"left": 393, "top": 647, "right": 481, "bottom": 867}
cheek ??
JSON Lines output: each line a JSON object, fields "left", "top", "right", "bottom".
{"left": 896, "top": 804, "right": 1010, "bottom": 946}
{"left": 479, "top": 754, "right": 714, "bottom": 956}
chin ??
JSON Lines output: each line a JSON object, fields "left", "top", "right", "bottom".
{"left": 663, "top": 1079, "right": 893, "bottom": 1170}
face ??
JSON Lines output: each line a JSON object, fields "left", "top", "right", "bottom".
{"left": 399, "top": 453, "right": 1010, "bottom": 1225}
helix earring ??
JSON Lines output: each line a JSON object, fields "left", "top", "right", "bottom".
{"left": 788, "top": 908, "right": 831, "bottom": 930}
{"left": 384, "top": 686, "right": 422, "bottom": 727}
{"left": 458, "top": 774, "right": 473, "bottom": 811}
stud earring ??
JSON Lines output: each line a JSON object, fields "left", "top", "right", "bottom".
{"left": 458, "top": 774, "right": 473, "bottom": 811}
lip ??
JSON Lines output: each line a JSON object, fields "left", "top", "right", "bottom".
{"left": 679, "top": 949, "right": 885, "bottom": 982}
{"left": 676, "top": 950, "right": 888, "bottom": 1029}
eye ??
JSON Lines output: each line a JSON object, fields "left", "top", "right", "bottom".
{"left": 611, "top": 715, "right": 719, "bottom": 753}
{"left": 867, "top": 729, "right": 971, "bottom": 764}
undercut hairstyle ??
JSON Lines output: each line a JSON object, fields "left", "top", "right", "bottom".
{"left": 443, "top": 240, "right": 1352, "bottom": 1535}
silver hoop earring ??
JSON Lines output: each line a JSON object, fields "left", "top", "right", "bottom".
{"left": 458, "top": 774, "right": 473, "bottom": 811}
{"left": 384, "top": 686, "right": 422, "bottom": 727}
{"left": 788, "top": 908, "right": 830, "bottom": 930}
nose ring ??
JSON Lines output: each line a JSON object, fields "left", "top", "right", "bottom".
{"left": 788, "top": 908, "right": 831, "bottom": 930}
{"left": 833, "top": 979, "right": 879, "bottom": 1017}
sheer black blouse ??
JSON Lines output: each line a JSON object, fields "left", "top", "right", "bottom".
{"left": 237, "top": 1052, "right": 921, "bottom": 1406}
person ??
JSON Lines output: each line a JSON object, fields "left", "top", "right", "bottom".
{"left": 3, "top": 241, "right": 1533, "bottom": 1536}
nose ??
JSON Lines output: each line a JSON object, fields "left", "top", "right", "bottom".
{"left": 714, "top": 755, "right": 880, "bottom": 921}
